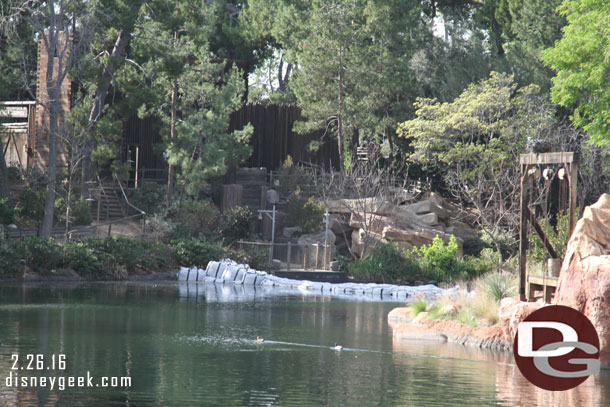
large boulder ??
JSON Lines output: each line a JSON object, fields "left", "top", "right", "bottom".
{"left": 326, "top": 197, "right": 395, "bottom": 215}
{"left": 297, "top": 230, "right": 336, "bottom": 246}
{"left": 498, "top": 297, "right": 544, "bottom": 344}
{"left": 553, "top": 193, "right": 610, "bottom": 367}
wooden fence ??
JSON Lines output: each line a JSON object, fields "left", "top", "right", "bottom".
{"left": 229, "top": 104, "right": 340, "bottom": 172}
{"left": 237, "top": 240, "right": 334, "bottom": 272}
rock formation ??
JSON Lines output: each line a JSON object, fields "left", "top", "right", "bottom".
{"left": 553, "top": 193, "right": 610, "bottom": 367}
{"left": 327, "top": 192, "right": 477, "bottom": 257}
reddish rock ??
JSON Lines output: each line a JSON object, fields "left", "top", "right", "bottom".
{"left": 387, "top": 307, "right": 412, "bottom": 323}
{"left": 554, "top": 193, "right": 610, "bottom": 367}
{"left": 498, "top": 297, "right": 543, "bottom": 343}
{"left": 390, "top": 316, "right": 510, "bottom": 350}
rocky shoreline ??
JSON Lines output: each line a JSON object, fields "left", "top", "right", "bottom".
{"left": 388, "top": 307, "right": 512, "bottom": 351}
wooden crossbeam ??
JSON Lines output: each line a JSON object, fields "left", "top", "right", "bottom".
{"left": 524, "top": 206, "right": 558, "bottom": 259}
{"left": 520, "top": 152, "right": 578, "bottom": 165}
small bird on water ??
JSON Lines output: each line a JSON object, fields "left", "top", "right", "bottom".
{"left": 332, "top": 343, "right": 343, "bottom": 350}
{"left": 257, "top": 336, "right": 265, "bottom": 343}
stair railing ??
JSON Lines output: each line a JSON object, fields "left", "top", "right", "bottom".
{"left": 113, "top": 174, "right": 147, "bottom": 237}
{"left": 67, "top": 174, "right": 147, "bottom": 241}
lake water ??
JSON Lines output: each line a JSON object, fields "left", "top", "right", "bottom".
{"left": 0, "top": 282, "right": 608, "bottom": 407}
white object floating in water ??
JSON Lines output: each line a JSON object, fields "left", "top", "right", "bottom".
{"left": 176, "top": 259, "right": 453, "bottom": 302}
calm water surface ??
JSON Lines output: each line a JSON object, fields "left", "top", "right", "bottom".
{"left": 0, "top": 282, "right": 608, "bottom": 407}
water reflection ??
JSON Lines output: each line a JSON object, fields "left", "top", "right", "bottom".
{"left": 390, "top": 318, "right": 610, "bottom": 406}
{"left": 0, "top": 282, "right": 608, "bottom": 407}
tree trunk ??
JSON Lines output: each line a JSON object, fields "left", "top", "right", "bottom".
{"left": 40, "top": 94, "right": 60, "bottom": 237}
{"left": 167, "top": 75, "right": 178, "bottom": 207}
{"left": 337, "top": 44, "right": 344, "bottom": 171}
{"left": 81, "top": 30, "right": 132, "bottom": 198}
{"left": 0, "top": 137, "right": 10, "bottom": 201}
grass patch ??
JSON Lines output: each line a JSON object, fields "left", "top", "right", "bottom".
{"left": 408, "top": 271, "right": 517, "bottom": 327}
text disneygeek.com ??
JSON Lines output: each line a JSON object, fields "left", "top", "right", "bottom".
{"left": 3, "top": 354, "right": 131, "bottom": 391}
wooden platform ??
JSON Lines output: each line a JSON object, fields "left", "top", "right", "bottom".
{"left": 527, "top": 275, "right": 558, "bottom": 303}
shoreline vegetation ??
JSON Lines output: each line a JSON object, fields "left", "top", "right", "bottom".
{"left": 389, "top": 272, "right": 517, "bottom": 352}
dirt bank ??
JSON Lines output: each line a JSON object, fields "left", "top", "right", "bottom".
{"left": 388, "top": 307, "right": 511, "bottom": 351}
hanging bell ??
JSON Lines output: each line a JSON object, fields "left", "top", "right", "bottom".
{"left": 558, "top": 168, "right": 566, "bottom": 180}
{"left": 542, "top": 168, "right": 554, "bottom": 180}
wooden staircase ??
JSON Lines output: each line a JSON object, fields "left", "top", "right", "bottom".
{"left": 235, "top": 167, "right": 267, "bottom": 213}
{"left": 93, "top": 182, "right": 126, "bottom": 221}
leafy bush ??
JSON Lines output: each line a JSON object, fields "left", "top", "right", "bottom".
{"left": 219, "top": 206, "right": 254, "bottom": 244}
{"left": 231, "top": 247, "right": 269, "bottom": 270}
{"left": 64, "top": 237, "right": 174, "bottom": 276}
{"left": 171, "top": 238, "right": 226, "bottom": 267}
{"left": 0, "top": 198, "right": 15, "bottom": 225}
{"left": 0, "top": 245, "right": 24, "bottom": 277}
{"left": 528, "top": 209, "right": 572, "bottom": 263}
{"left": 16, "top": 188, "right": 44, "bottom": 224}
{"left": 286, "top": 191, "right": 325, "bottom": 234}
{"left": 55, "top": 197, "right": 92, "bottom": 225}
{"left": 349, "top": 236, "right": 492, "bottom": 283}
{"left": 349, "top": 242, "right": 420, "bottom": 283}
{"left": 276, "top": 155, "right": 308, "bottom": 196}
{"left": 417, "top": 235, "right": 459, "bottom": 275}
{"left": 172, "top": 200, "right": 219, "bottom": 240}
{"left": 64, "top": 242, "right": 104, "bottom": 276}
{"left": 129, "top": 182, "right": 167, "bottom": 215}
{"left": 17, "top": 237, "right": 63, "bottom": 273}
{"left": 479, "top": 228, "right": 517, "bottom": 259}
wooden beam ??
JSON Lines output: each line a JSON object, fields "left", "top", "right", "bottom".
{"left": 519, "top": 164, "right": 531, "bottom": 301}
{"left": 568, "top": 161, "right": 579, "bottom": 235}
{"left": 524, "top": 206, "right": 558, "bottom": 259}
{"left": 0, "top": 106, "right": 28, "bottom": 118}
{"left": 520, "top": 152, "right": 578, "bottom": 165}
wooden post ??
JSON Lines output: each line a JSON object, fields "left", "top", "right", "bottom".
{"left": 287, "top": 242, "right": 291, "bottom": 272}
{"left": 519, "top": 164, "right": 531, "bottom": 301}
{"left": 568, "top": 161, "right": 579, "bottom": 236}
{"left": 303, "top": 246, "right": 307, "bottom": 270}
{"left": 315, "top": 244, "right": 319, "bottom": 270}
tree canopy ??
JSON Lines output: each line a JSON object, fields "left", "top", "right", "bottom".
{"left": 543, "top": 0, "right": 610, "bottom": 146}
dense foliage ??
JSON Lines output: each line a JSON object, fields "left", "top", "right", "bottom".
{"left": 349, "top": 237, "right": 493, "bottom": 284}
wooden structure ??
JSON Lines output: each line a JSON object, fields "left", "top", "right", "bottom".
{"left": 519, "top": 152, "right": 579, "bottom": 302}
{"left": 1, "top": 101, "right": 36, "bottom": 169}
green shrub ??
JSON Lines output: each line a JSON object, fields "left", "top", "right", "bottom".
{"left": 220, "top": 206, "right": 254, "bottom": 244}
{"left": 171, "top": 200, "right": 219, "bottom": 240}
{"left": 349, "top": 242, "right": 420, "bottom": 283}
{"left": 129, "top": 182, "right": 166, "bottom": 215}
{"left": 231, "top": 247, "right": 269, "bottom": 270}
{"left": 286, "top": 191, "right": 325, "bottom": 234}
{"left": 65, "top": 237, "right": 174, "bottom": 276}
{"left": 0, "top": 198, "right": 15, "bottom": 225}
{"left": 55, "top": 197, "right": 92, "bottom": 225}
{"left": 18, "top": 237, "right": 63, "bottom": 273}
{"left": 528, "top": 209, "right": 572, "bottom": 263}
{"left": 64, "top": 242, "right": 104, "bottom": 276}
{"left": 0, "top": 245, "right": 24, "bottom": 277}
{"left": 16, "top": 188, "right": 44, "bottom": 224}
{"left": 417, "top": 235, "right": 459, "bottom": 273}
{"left": 276, "top": 155, "right": 308, "bottom": 196}
{"left": 171, "top": 238, "right": 226, "bottom": 267}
